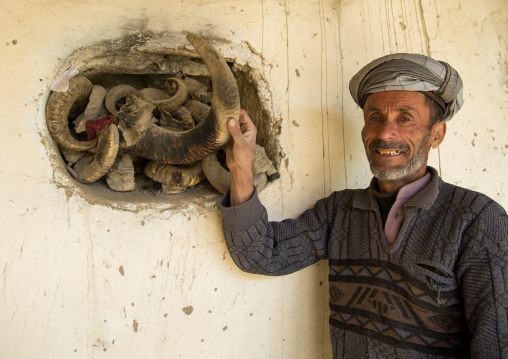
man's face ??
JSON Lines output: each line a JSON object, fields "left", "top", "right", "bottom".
{"left": 361, "top": 91, "right": 445, "bottom": 185}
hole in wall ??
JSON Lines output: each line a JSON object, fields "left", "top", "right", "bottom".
{"left": 45, "top": 32, "right": 282, "bottom": 209}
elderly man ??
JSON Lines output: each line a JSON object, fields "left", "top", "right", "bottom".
{"left": 220, "top": 54, "right": 508, "bottom": 358}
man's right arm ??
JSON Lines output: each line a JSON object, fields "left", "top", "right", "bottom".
{"left": 225, "top": 109, "right": 256, "bottom": 206}
{"left": 221, "top": 109, "right": 331, "bottom": 276}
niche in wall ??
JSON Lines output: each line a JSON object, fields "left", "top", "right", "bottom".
{"left": 45, "top": 31, "right": 283, "bottom": 208}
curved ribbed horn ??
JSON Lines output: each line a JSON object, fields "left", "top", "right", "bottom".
{"left": 159, "top": 78, "right": 188, "bottom": 115}
{"left": 73, "top": 124, "right": 119, "bottom": 183}
{"left": 46, "top": 75, "right": 98, "bottom": 151}
{"left": 172, "top": 106, "right": 195, "bottom": 130}
{"left": 127, "top": 33, "right": 240, "bottom": 164}
{"left": 135, "top": 79, "right": 188, "bottom": 115}
{"left": 105, "top": 84, "right": 138, "bottom": 115}
{"left": 144, "top": 160, "right": 205, "bottom": 194}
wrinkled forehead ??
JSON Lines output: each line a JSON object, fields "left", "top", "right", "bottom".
{"left": 363, "top": 91, "right": 427, "bottom": 112}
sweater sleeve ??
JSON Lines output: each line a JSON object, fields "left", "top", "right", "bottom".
{"left": 220, "top": 189, "right": 333, "bottom": 276}
{"left": 457, "top": 200, "right": 508, "bottom": 358}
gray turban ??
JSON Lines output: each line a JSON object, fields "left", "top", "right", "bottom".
{"left": 349, "top": 53, "right": 463, "bottom": 122}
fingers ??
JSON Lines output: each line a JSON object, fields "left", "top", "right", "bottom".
{"left": 238, "top": 109, "right": 250, "bottom": 124}
{"left": 225, "top": 110, "right": 256, "bottom": 178}
{"left": 228, "top": 109, "right": 257, "bottom": 141}
{"left": 238, "top": 110, "right": 256, "bottom": 134}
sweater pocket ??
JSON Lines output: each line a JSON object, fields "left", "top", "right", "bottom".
{"left": 412, "top": 260, "right": 458, "bottom": 293}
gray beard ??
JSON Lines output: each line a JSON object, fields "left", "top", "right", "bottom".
{"left": 369, "top": 152, "right": 427, "bottom": 181}
{"left": 368, "top": 132, "right": 431, "bottom": 182}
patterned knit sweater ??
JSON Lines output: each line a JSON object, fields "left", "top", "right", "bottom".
{"left": 220, "top": 167, "right": 508, "bottom": 358}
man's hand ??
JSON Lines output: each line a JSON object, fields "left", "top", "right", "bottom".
{"left": 225, "top": 109, "right": 256, "bottom": 206}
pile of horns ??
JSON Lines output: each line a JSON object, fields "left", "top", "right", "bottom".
{"left": 46, "top": 33, "right": 278, "bottom": 195}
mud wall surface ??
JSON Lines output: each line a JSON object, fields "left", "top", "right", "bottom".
{"left": 0, "top": 0, "right": 506, "bottom": 358}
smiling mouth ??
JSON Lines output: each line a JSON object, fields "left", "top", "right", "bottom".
{"left": 376, "top": 150, "right": 401, "bottom": 156}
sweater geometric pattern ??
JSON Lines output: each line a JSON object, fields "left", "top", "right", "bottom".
{"left": 329, "top": 259, "right": 471, "bottom": 357}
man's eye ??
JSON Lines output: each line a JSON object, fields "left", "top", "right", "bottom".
{"left": 370, "top": 117, "right": 380, "bottom": 122}
{"left": 402, "top": 117, "right": 411, "bottom": 122}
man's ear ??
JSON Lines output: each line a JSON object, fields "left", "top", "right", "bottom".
{"left": 430, "top": 121, "right": 446, "bottom": 149}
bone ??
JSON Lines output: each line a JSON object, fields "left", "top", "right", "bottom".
{"left": 181, "top": 76, "right": 210, "bottom": 103}
{"left": 202, "top": 145, "right": 275, "bottom": 194}
{"left": 60, "top": 146, "right": 87, "bottom": 165}
{"left": 116, "top": 95, "right": 157, "bottom": 147}
{"left": 106, "top": 152, "right": 136, "bottom": 192}
{"left": 254, "top": 145, "right": 279, "bottom": 178}
{"left": 73, "top": 85, "right": 107, "bottom": 133}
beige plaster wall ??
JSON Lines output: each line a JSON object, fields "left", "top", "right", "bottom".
{"left": 0, "top": 0, "right": 506, "bottom": 358}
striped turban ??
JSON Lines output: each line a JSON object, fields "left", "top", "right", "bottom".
{"left": 349, "top": 53, "right": 463, "bottom": 122}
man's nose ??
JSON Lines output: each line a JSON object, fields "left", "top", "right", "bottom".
{"left": 377, "top": 120, "right": 397, "bottom": 142}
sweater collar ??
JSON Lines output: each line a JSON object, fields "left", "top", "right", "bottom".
{"left": 353, "top": 166, "right": 441, "bottom": 211}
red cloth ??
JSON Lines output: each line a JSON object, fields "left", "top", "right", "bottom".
{"left": 86, "top": 115, "right": 114, "bottom": 140}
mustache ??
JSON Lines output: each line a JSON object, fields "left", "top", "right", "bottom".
{"left": 368, "top": 139, "right": 409, "bottom": 151}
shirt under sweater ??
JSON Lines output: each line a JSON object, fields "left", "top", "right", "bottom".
{"left": 220, "top": 167, "right": 508, "bottom": 358}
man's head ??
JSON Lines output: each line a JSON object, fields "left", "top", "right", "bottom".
{"left": 349, "top": 54, "right": 463, "bottom": 191}
{"left": 361, "top": 91, "right": 446, "bottom": 185}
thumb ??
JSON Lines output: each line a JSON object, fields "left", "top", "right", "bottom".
{"left": 228, "top": 119, "right": 243, "bottom": 141}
